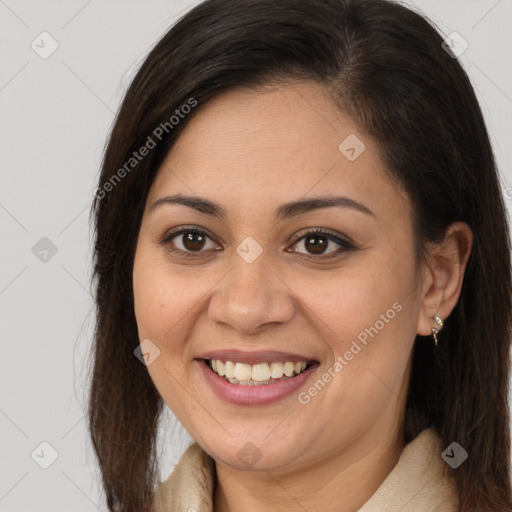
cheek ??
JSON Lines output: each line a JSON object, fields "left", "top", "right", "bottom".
{"left": 133, "top": 241, "right": 182, "bottom": 334}
{"left": 288, "top": 251, "right": 417, "bottom": 364}
{"left": 133, "top": 266, "right": 194, "bottom": 352}
{"left": 133, "top": 247, "right": 221, "bottom": 361}
{"left": 132, "top": 248, "right": 204, "bottom": 420}
{"left": 292, "top": 268, "right": 392, "bottom": 335}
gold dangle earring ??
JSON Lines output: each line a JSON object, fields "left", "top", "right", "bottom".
{"left": 432, "top": 314, "right": 444, "bottom": 347}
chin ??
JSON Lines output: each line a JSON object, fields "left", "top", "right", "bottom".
{"left": 199, "top": 431, "right": 305, "bottom": 472}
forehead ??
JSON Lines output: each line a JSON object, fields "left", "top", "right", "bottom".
{"left": 148, "top": 81, "right": 409, "bottom": 226}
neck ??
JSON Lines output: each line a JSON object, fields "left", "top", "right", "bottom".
{"left": 213, "top": 427, "right": 405, "bottom": 512}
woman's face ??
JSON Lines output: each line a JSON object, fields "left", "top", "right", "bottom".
{"left": 133, "top": 81, "right": 426, "bottom": 472}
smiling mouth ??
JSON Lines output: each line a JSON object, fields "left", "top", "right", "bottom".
{"left": 205, "top": 358, "right": 314, "bottom": 386}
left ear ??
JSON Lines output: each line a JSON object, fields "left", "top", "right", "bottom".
{"left": 416, "top": 221, "right": 473, "bottom": 336}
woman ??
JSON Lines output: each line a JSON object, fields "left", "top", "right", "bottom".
{"left": 88, "top": 0, "right": 512, "bottom": 510}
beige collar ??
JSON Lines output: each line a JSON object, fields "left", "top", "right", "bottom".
{"left": 151, "top": 427, "right": 459, "bottom": 512}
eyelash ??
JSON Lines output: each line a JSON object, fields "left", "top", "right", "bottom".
{"left": 158, "top": 226, "right": 356, "bottom": 260}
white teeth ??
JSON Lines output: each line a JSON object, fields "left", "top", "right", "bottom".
{"left": 209, "top": 359, "right": 309, "bottom": 383}
{"left": 252, "top": 363, "right": 270, "bottom": 381}
{"left": 225, "top": 361, "right": 236, "bottom": 379}
{"left": 228, "top": 376, "right": 291, "bottom": 385}
{"left": 269, "top": 362, "right": 284, "bottom": 379}
{"left": 283, "top": 362, "right": 295, "bottom": 377}
{"left": 234, "top": 362, "right": 253, "bottom": 381}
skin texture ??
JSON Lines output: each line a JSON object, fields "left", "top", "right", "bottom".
{"left": 132, "top": 81, "right": 473, "bottom": 512}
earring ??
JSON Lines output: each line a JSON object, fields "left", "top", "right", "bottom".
{"left": 431, "top": 314, "right": 444, "bottom": 347}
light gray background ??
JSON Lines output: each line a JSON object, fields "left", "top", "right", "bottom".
{"left": 1, "top": 1, "right": 511, "bottom": 510}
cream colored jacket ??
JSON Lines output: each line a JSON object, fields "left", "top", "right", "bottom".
{"left": 151, "top": 427, "right": 459, "bottom": 512}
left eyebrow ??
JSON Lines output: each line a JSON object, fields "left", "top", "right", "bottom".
{"left": 274, "top": 195, "right": 375, "bottom": 222}
{"left": 149, "top": 194, "right": 375, "bottom": 221}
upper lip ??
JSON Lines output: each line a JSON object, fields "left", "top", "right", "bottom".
{"left": 196, "top": 349, "right": 317, "bottom": 365}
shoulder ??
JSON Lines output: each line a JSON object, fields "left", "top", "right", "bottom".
{"left": 151, "top": 442, "right": 215, "bottom": 512}
{"left": 358, "top": 427, "right": 459, "bottom": 512}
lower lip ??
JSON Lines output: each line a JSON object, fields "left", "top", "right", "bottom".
{"left": 197, "top": 359, "right": 319, "bottom": 406}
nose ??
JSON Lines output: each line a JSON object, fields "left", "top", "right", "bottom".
{"left": 208, "top": 255, "right": 296, "bottom": 335}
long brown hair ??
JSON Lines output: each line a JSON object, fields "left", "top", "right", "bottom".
{"left": 88, "top": 0, "right": 512, "bottom": 510}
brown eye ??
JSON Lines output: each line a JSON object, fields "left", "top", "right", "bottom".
{"left": 303, "top": 234, "right": 329, "bottom": 254}
{"left": 288, "top": 229, "right": 355, "bottom": 258}
{"left": 182, "top": 232, "right": 207, "bottom": 251}
{"left": 161, "top": 228, "right": 220, "bottom": 255}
